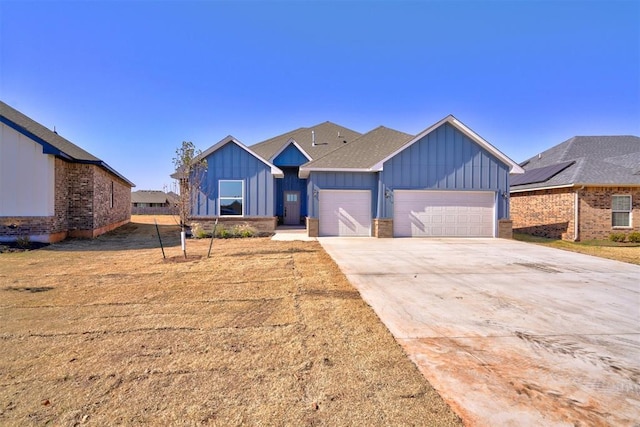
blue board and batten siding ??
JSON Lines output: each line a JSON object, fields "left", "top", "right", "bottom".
{"left": 194, "top": 142, "right": 275, "bottom": 216}
{"left": 273, "top": 144, "right": 308, "bottom": 218}
{"left": 273, "top": 144, "right": 308, "bottom": 167}
{"left": 307, "top": 172, "right": 378, "bottom": 218}
{"left": 379, "top": 123, "right": 511, "bottom": 219}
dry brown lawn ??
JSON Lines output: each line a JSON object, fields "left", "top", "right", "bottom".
{"left": 0, "top": 216, "right": 461, "bottom": 426}
{"left": 513, "top": 234, "right": 640, "bottom": 265}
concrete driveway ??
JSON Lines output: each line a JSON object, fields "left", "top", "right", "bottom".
{"left": 319, "top": 237, "right": 640, "bottom": 426}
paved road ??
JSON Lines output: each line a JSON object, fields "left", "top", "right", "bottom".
{"left": 319, "top": 237, "right": 640, "bottom": 426}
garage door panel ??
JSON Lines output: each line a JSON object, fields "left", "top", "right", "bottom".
{"left": 394, "top": 191, "right": 494, "bottom": 237}
{"left": 319, "top": 190, "right": 371, "bottom": 237}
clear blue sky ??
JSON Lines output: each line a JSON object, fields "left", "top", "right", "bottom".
{"left": 1, "top": 0, "right": 638, "bottom": 191}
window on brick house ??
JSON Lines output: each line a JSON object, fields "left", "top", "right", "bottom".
{"left": 612, "top": 195, "right": 632, "bottom": 227}
{"left": 110, "top": 182, "right": 114, "bottom": 208}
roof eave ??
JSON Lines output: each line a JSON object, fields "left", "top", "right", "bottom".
{"left": 510, "top": 182, "right": 640, "bottom": 193}
{"left": 187, "top": 135, "right": 284, "bottom": 178}
{"left": 370, "top": 115, "right": 525, "bottom": 174}
{"left": 269, "top": 138, "right": 313, "bottom": 162}
{"left": 298, "top": 167, "right": 377, "bottom": 179}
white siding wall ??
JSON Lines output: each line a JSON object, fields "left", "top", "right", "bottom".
{"left": 0, "top": 123, "right": 55, "bottom": 216}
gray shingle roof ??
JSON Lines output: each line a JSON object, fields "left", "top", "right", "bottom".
{"left": 301, "top": 126, "right": 414, "bottom": 170}
{"left": 250, "top": 121, "right": 362, "bottom": 161}
{"left": 0, "top": 100, "right": 134, "bottom": 186}
{"left": 131, "top": 190, "right": 178, "bottom": 204}
{"left": 511, "top": 136, "right": 640, "bottom": 190}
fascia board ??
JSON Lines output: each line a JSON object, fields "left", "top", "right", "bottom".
{"left": 510, "top": 182, "right": 640, "bottom": 193}
{"left": 298, "top": 167, "right": 376, "bottom": 179}
{"left": 509, "top": 184, "right": 574, "bottom": 193}
{"left": 0, "top": 115, "right": 71, "bottom": 160}
{"left": 270, "top": 138, "right": 313, "bottom": 162}
{"left": 370, "top": 115, "right": 525, "bottom": 174}
{"left": 198, "top": 135, "right": 284, "bottom": 178}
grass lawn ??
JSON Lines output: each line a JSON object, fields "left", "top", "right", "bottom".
{"left": 513, "top": 233, "right": 640, "bottom": 265}
{"left": 0, "top": 216, "right": 461, "bottom": 426}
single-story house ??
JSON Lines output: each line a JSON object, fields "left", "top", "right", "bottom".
{"left": 510, "top": 135, "right": 640, "bottom": 241}
{"left": 181, "top": 115, "right": 524, "bottom": 238}
{"left": 0, "top": 100, "right": 134, "bottom": 243}
{"left": 131, "top": 190, "right": 179, "bottom": 215}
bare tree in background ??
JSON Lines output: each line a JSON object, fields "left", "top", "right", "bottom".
{"left": 172, "top": 141, "right": 207, "bottom": 257}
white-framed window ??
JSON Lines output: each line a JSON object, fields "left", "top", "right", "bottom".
{"left": 612, "top": 195, "right": 632, "bottom": 228}
{"left": 219, "top": 180, "right": 244, "bottom": 216}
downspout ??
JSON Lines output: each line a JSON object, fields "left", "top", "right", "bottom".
{"left": 574, "top": 187, "right": 582, "bottom": 241}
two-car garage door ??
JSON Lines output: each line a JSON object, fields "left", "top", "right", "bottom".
{"left": 393, "top": 190, "right": 495, "bottom": 237}
{"left": 318, "top": 189, "right": 495, "bottom": 237}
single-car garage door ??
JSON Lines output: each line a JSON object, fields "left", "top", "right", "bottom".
{"left": 394, "top": 190, "right": 495, "bottom": 237}
{"left": 319, "top": 190, "right": 371, "bottom": 236}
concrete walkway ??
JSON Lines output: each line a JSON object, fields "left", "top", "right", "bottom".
{"left": 319, "top": 237, "right": 640, "bottom": 426}
{"left": 271, "top": 226, "right": 316, "bottom": 241}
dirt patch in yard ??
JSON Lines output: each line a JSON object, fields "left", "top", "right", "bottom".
{"left": 0, "top": 215, "right": 461, "bottom": 426}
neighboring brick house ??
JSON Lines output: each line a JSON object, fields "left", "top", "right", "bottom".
{"left": 131, "top": 190, "right": 179, "bottom": 215}
{"left": 1, "top": 101, "right": 134, "bottom": 243}
{"left": 510, "top": 136, "right": 640, "bottom": 241}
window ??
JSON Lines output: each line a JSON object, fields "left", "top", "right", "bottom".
{"left": 219, "top": 180, "right": 244, "bottom": 216}
{"left": 110, "top": 181, "right": 114, "bottom": 208}
{"left": 612, "top": 195, "right": 632, "bottom": 227}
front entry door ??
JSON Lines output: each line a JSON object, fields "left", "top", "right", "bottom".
{"left": 284, "top": 191, "right": 301, "bottom": 225}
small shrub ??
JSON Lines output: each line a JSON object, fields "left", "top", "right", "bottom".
{"left": 216, "top": 227, "right": 231, "bottom": 239}
{"left": 195, "top": 229, "right": 211, "bottom": 239}
{"left": 211, "top": 224, "right": 257, "bottom": 238}
{"left": 233, "top": 224, "right": 257, "bottom": 238}
{"left": 190, "top": 222, "right": 213, "bottom": 238}
{"left": 16, "top": 235, "right": 31, "bottom": 249}
{"left": 609, "top": 232, "right": 627, "bottom": 243}
{"left": 628, "top": 232, "right": 640, "bottom": 243}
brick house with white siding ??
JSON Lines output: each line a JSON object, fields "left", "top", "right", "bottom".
{"left": 510, "top": 136, "right": 640, "bottom": 241}
{"left": 1, "top": 101, "right": 134, "bottom": 243}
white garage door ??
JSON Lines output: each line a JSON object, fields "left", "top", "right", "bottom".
{"left": 394, "top": 190, "right": 495, "bottom": 237}
{"left": 319, "top": 190, "right": 371, "bottom": 236}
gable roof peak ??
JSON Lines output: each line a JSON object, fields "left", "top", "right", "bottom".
{"left": 372, "top": 115, "right": 523, "bottom": 174}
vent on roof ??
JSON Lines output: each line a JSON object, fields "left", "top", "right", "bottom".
{"left": 511, "top": 161, "right": 575, "bottom": 186}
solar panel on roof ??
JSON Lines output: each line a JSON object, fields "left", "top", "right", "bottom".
{"left": 511, "top": 161, "right": 575, "bottom": 186}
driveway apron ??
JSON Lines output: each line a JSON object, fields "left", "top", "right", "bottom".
{"left": 319, "top": 237, "right": 640, "bottom": 426}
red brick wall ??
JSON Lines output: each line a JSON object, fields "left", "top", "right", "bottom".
{"left": 578, "top": 187, "right": 640, "bottom": 240}
{"left": 92, "top": 166, "right": 131, "bottom": 231}
{"left": 67, "top": 163, "right": 95, "bottom": 231}
{"left": 510, "top": 188, "right": 576, "bottom": 240}
{"left": 1, "top": 158, "right": 131, "bottom": 242}
{"left": 1, "top": 158, "right": 70, "bottom": 242}
{"left": 511, "top": 186, "right": 640, "bottom": 241}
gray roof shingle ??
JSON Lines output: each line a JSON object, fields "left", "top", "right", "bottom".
{"left": 250, "top": 121, "right": 362, "bottom": 161}
{"left": 131, "top": 190, "right": 178, "bottom": 204}
{"left": 0, "top": 100, "right": 134, "bottom": 186}
{"left": 511, "top": 136, "right": 640, "bottom": 190}
{"left": 301, "top": 126, "right": 414, "bottom": 170}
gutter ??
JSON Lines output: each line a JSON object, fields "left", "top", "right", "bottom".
{"left": 574, "top": 190, "right": 580, "bottom": 241}
{"left": 511, "top": 182, "right": 640, "bottom": 194}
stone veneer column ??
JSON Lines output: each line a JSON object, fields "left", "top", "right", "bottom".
{"left": 498, "top": 219, "right": 513, "bottom": 239}
{"left": 306, "top": 217, "right": 319, "bottom": 237}
{"left": 373, "top": 218, "right": 393, "bottom": 238}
